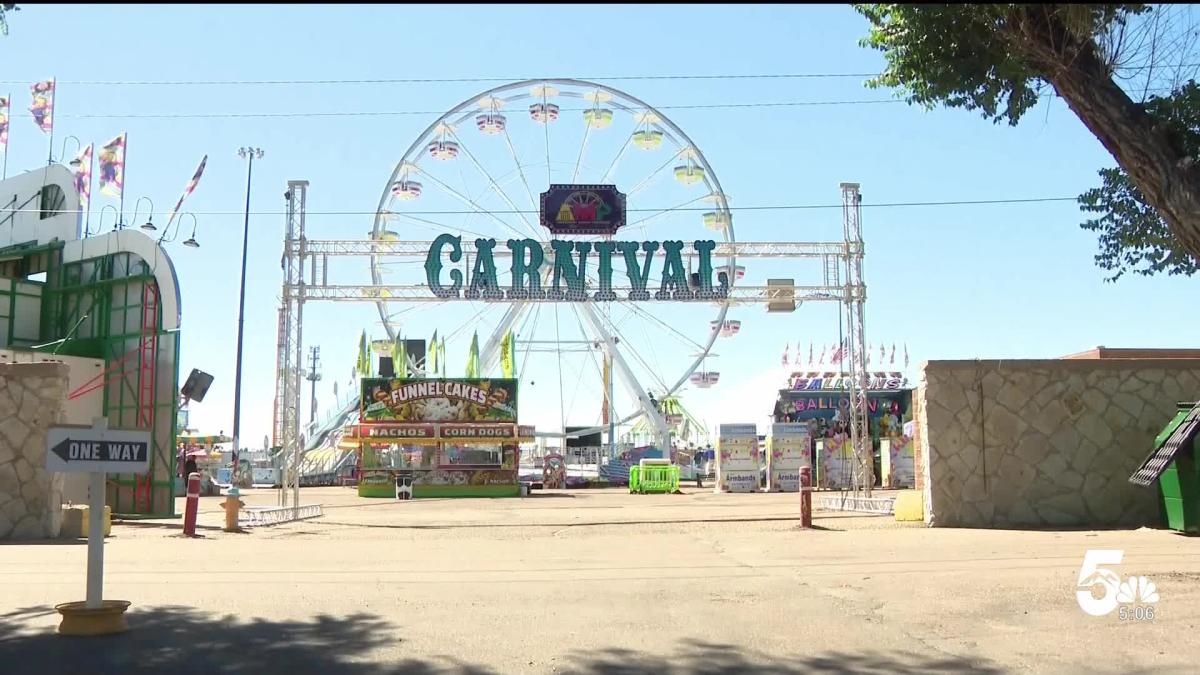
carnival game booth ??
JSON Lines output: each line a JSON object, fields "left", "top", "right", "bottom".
{"left": 352, "top": 377, "right": 532, "bottom": 498}
{"left": 773, "top": 370, "right": 915, "bottom": 489}
{"left": 715, "top": 423, "right": 761, "bottom": 493}
{"left": 766, "top": 423, "right": 811, "bottom": 492}
{"left": 174, "top": 434, "right": 230, "bottom": 496}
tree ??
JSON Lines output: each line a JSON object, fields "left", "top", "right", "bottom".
{"left": 0, "top": 5, "right": 17, "bottom": 37}
{"left": 855, "top": 4, "right": 1200, "bottom": 281}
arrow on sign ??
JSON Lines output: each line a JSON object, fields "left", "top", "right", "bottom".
{"left": 45, "top": 423, "right": 153, "bottom": 475}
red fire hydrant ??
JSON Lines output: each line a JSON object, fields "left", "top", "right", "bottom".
{"left": 799, "top": 466, "right": 813, "bottom": 529}
{"left": 183, "top": 472, "right": 201, "bottom": 537}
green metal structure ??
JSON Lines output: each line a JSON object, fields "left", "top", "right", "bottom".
{"left": 0, "top": 239, "right": 180, "bottom": 518}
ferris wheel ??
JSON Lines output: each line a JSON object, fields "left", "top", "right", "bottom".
{"left": 367, "top": 79, "right": 738, "bottom": 439}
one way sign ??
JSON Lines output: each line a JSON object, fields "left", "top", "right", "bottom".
{"left": 46, "top": 424, "right": 152, "bottom": 474}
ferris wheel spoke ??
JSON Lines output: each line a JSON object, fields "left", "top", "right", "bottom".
{"left": 599, "top": 133, "right": 635, "bottom": 185}
{"left": 626, "top": 153, "right": 677, "bottom": 198}
{"left": 626, "top": 194, "right": 707, "bottom": 232}
{"left": 412, "top": 165, "right": 529, "bottom": 242}
{"left": 501, "top": 127, "right": 541, "bottom": 216}
{"left": 593, "top": 308, "right": 669, "bottom": 393}
{"left": 447, "top": 127, "right": 542, "bottom": 240}
{"left": 578, "top": 303, "right": 668, "bottom": 440}
{"left": 480, "top": 301, "right": 531, "bottom": 373}
{"left": 616, "top": 299, "right": 706, "bottom": 353}
{"left": 570, "top": 125, "right": 593, "bottom": 185}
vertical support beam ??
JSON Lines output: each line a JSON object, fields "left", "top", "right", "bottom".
{"left": 273, "top": 180, "right": 308, "bottom": 507}
{"left": 840, "top": 182, "right": 872, "bottom": 497}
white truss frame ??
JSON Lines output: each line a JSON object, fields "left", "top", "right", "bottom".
{"left": 271, "top": 182, "right": 872, "bottom": 504}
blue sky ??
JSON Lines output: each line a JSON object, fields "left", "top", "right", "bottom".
{"left": 3, "top": 5, "right": 1194, "bottom": 446}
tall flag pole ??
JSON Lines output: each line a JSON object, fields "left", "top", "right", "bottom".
{"left": 781, "top": 343, "right": 789, "bottom": 366}
{"left": 440, "top": 337, "right": 447, "bottom": 377}
{"left": 72, "top": 144, "right": 93, "bottom": 235}
{"left": 890, "top": 343, "right": 896, "bottom": 366}
{"left": 0, "top": 93, "right": 9, "bottom": 179}
{"left": 165, "top": 155, "right": 207, "bottom": 231}
{"left": 428, "top": 330, "right": 439, "bottom": 377}
{"left": 98, "top": 132, "right": 127, "bottom": 226}
{"left": 904, "top": 344, "right": 910, "bottom": 369}
{"left": 28, "top": 79, "right": 54, "bottom": 165}
{"left": 808, "top": 342, "right": 814, "bottom": 366}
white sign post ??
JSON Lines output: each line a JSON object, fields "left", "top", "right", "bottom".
{"left": 46, "top": 418, "right": 150, "bottom": 612}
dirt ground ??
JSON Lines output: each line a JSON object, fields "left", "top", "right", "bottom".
{"left": 1, "top": 487, "right": 1198, "bottom": 674}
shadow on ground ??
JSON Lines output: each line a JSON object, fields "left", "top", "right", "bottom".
{"left": 0, "top": 605, "right": 1004, "bottom": 674}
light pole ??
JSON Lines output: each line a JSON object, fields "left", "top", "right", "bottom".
{"left": 231, "top": 146, "right": 263, "bottom": 487}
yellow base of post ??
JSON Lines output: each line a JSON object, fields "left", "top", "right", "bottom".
{"left": 893, "top": 491, "right": 924, "bottom": 522}
{"left": 55, "top": 600, "right": 131, "bottom": 636}
{"left": 60, "top": 505, "right": 112, "bottom": 539}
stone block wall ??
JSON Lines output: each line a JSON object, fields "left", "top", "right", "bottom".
{"left": 917, "top": 359, "right": 1200, "bottom": 528}
{"left": 0, "top": 362, "right": 69, "bottom": 539}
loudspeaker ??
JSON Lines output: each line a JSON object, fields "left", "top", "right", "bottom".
{"left": 180, "top": 369, "right": 214, "bottom": 402}
{"left": 378, "top": 356, "right": 395, "bottom": 378}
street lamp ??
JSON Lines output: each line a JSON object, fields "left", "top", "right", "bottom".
{"left": 60, "top": 136, "right": 82, "bottom": 167}
{"left": 157, "top": 211, "right": 198, "bottom": 248}
{"left": 181, "top": 214, "right": 200, "bottom": 248}
{"left": 132, "top": 196, "right": 156, "bottom": 232}
{"left": 98, "top": 205, "right": 118, "bottom": 234}
{"left": 231, "top": 146, "right": 264, "bottom": 485}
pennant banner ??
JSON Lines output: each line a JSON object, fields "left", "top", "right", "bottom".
{"left": 73, "top": 144, "right": 93, "bottom": 211}
{"left": 500, "top": 330, "right": 515, "bottom": 379}
{"left": 0, "top": 95, "right": 9, "bottom": 152}
{"left": 28, "top": 79, "right": 54, "bottom": 134}
{"left": 165, "top": 154, "right": 207, "bottom": 229}
{"left": 465, "top": 332, "right": 480, "bottom": 378}
{"left": 98, "top": 133, "right": 126, "bottom": 198}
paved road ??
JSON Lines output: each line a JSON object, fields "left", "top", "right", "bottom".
{"left": 2, "top": 487, "right": 1198, "bottom": 673}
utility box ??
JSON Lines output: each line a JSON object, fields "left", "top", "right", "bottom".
{"left": 1130, "top": 401, "right": 1200, "bottom": 533}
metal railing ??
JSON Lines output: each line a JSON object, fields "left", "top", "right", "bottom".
{"left": 239, "top": 504, "right": 324, "bottom": 527}
{"left": 816, "top": 493, "right": 895, "bottom": 515}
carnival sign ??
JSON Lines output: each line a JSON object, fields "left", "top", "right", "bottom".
{"left": 424, "top": 235, "right": 731, "bottom": 302}
{"left": 790, "top": 373, "right": 908, "bottom": 392}
{"left": 361, "top": 378, "right": 517, "bottom": 423}
{"left": 540, "top": 184, "right": 626, "bottom": 236}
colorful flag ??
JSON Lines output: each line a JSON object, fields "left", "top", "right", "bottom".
{"left": 818, "top": 344, "right": 827, "bottom": 365}
{"left": 0, "top": 95, "right": 9, "bottom": 152}
{"left": 830, "top": 340, "right": 846, "bottom": 363}
{"left": 73, "top": 144, "right": 93, "bottom": 211}
{"left": 165, "top": 155, "right": 207, "bottom": 229}
{"left": 465, "top": 332, "right": 480, "bottom": 377}
{"left": 28, "top": 79, "right": 54, "bottom": 134}
{"left": 98, "top": 133, "right": 127, "bottom": 198}
{"left": 500, "top": 329, "right": 516, "bottom": 378}
{"left": 356, "top": 331, "right": 369, "bottom": 376}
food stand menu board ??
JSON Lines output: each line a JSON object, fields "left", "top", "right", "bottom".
{"left": 768, "top": 423, "right": 811, "bottom": 492}
{"left": 716, "top": 423, "right": 760, "bottom": 493}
